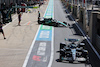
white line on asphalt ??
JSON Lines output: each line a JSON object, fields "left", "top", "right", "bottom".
{"left": 23, "top": 22, "right": 29, "bottom": 25}
{"left": 48, "top": 0, "right": 54, "bottom": 67}
{"left": 43, "top": 1, "right": 49, "bottom": 17}
{"left": 3, "top": 17, "right": 17, "bottom": 29}
{"left": 3, "top": 23, "right": 11, "bottom": 29}
{"left": 23, "top": 21, "right": 31, "bottom": 25}
{"left": 22, "top": 25, "right": 41, "bottom": 67}
{"left": 12, "top": 14, "right": 17, "bottom": 18}
{"left": 12, "top": 17, "right": 17, "bottom": 22}
{"left": 48, "top": 27, "right": 54, "bottom": 67}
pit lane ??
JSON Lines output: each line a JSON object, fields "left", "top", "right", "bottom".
{"left": 23, "top": 0, "right": 54, "bottom": 67}
{"left": 52, "top": 0, "right": 91, "bottom": 67}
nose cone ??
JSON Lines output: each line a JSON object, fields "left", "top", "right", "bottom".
{"left": 71, "top": 49, "right": 76, "bottom": 60}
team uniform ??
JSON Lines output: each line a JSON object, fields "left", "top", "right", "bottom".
{"left": 0, "top": 23, "right": 6, "bottom": 39}
{"left": 17, "top": 10, "right": 21, "bottom": 22}
{"left": 0, "top": 24, "right": 4, "bottom": 34}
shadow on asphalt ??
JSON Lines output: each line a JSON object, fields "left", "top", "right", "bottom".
{"left": 56, "top": 59, "right": 89, "bottom": 64}
{"left": 69, "top": 24, "right": 83, "bottom": 36}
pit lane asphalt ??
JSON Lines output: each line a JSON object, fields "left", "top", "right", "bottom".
{"left": 52, "top": 0, "right": 91, "bottom": 67}
{"left": 0, "top": 3, "right": 47, "bottom": 67}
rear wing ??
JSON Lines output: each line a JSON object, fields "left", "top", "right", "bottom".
{"left": 57, "top": 21, "right": 68, "bottom": 27}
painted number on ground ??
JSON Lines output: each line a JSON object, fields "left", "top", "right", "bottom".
{"left": 39, "top": 31, "right": 50, "bottom": 38}
{"left": 37, "top": 42, "right": 46, "bottom": 56}
{"left": 32, "top": 55, "right": 41, "bottom": 61}
{"left": 42, "top": 26, "right": 50, "bottom": 29}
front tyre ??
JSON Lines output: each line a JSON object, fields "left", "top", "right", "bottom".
{"left": 69, "top": 61, "right": 73, "bottom": 63}
{"left": 59, "top": 54, "right": 63, "bottom": 62}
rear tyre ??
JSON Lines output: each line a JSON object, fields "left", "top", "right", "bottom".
{"left": 69, "top": 60, "right": 73, "bottom": 63}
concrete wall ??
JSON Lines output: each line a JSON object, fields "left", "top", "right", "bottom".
{"left": 79, "top": 7, "right": 84, "bottom": 24}
{"left": 0, "top": 0, "right": 1, "bottom": 7}
{"left": 96, "top": 13, "right": 100, "bottom": 49}
{"left": 88, "top": 12, "right": 100, "bottom": 47}
{"left": 84, "top": 39, "right": 100, "bottom": 67}
{"left": 83, "top": 7, "right": 89, "bottom": 33}
{"left": 78, "top": 7, "right": 87, "bottom": 32}
{"left": 68, "top": 3, "right": 71, "bottom": 12}
{"left": 96, "top": 35, "right": 100, "bottom": 49}
{"left": 89, "top": 12, "right": 97, "bottom": 45}
{"left": 72, "top": 4, "right": 77, "bottom": 18}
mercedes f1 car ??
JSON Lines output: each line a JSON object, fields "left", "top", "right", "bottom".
{"left": 38, "top": 17, "right": 68, "bottom": 27}
{"left": 57, "top": 38, "right": 89, "bottom": 63}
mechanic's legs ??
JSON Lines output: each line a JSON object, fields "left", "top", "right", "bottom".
{"left": 38, "top": 17, "right": 40, "bottom": 24}
{"left": 18, "top": 21, "right": 21, "bottom": 26}
{"left": 2, "top": 32, "right": 6, "bottom": 39}
{"left": 3, "top": 18, "right": 6, "bottom": 24}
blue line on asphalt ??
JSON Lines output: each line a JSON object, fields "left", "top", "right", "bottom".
{"left": 36, "top": 30, "right": 52, "bottom": 41}
{"left": 36, "top": 0, "right": 54, "bottom": 41}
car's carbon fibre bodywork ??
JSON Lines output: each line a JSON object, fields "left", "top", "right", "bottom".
{"left": 38, "top": 17, "right": 68, "bottom": 27}
{"left": 57, "top": 38, "right": 89, "bottom": 63}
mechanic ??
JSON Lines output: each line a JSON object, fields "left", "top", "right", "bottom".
{"left": 0, "top": 22, "right": 6, "bottom": 39}
{"left": 39, "top": 3, "right": 41, "bottom": 8}
{"left": 1, "top": 3, "right": 7, "bottom": 24}
{"left": 38, "top": 11, "right": 40, "bottom": 23}
{"left": 17, "top": 8, "right": 21, "bottom": 26}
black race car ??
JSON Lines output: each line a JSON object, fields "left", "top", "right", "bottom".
{"left": 38, "top": 17, "right": 68, "bottom": 27}
{"left": 57, "top": 38, "right": 89, "bottom": 63}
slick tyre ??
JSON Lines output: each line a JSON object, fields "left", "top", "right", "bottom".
{"left": 69, "top": 61, "right": 73, "bottom": 63}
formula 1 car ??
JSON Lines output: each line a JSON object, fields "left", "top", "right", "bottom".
{"left": 38, "top": 17, "right": 68, "bottom": 27}
{"left": 57, "top": 38, "right": 88, "bottom": 63}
